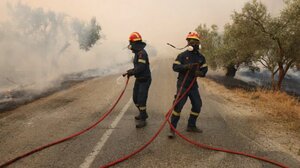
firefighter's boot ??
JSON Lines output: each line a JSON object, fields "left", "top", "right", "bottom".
{"left": 168, "top": 114, "right": 180, "bottom": 138}
{"left": 168, "top": 129, "right": 175, "bottom": 139}
{"left": 135, "top": 109, "right": 148, "bottom": 128}
{"left": 134, "top": 112, "right": 148, "bottom": 120}
{"left": 187, "top": 115, "right": 202, "bottom": 133}
{"left": 135, "top": 107, "right": 148, "bottom": 120}
{"left": 136, "top": 120, "right": 147, "bottom": 128}
{"left": 186, "top": 126, "right": 202, "bottom": 133}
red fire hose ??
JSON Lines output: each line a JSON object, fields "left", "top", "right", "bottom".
{"left": 0, "top": 77, "right": 130, "bottom": 168}
{"left": 167, "top": 120, "right": 288, "bottom": 168}
{"left": 100, "top": 70, "right": 193, "bottom": 168}
{"left": 0, "top": 72, "right": 289, "bottom": 168}
{"left": 99, "top": 72, "right": 288, "bottom": 168}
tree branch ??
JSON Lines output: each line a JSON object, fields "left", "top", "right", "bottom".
{"left": 274, "top": 67, "right": 279, "bottom": 74}
{"left": 284, "top": 59, "right": 295, "bottom": 73}
{"left": 259, "top": 60, "right": 268, "bottom": 68}
{"left": 244, "top": 14, "right": 281, "bottom": 42}
{"left": 261, "top": 57, "right": 268, "bottom": 63}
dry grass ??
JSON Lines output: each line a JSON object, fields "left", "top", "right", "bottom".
{"left": 236, "top": 89, "right": 300, "bottom": 121}
{"left": 201, "top": 78, "right": 300, "bottom": 157}
{"left": 201, "top": 78, "right": 300, "bottom": 130}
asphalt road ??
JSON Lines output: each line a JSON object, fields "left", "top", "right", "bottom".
{"left": 0, "top": 59, "right": 299, "bottom": 168}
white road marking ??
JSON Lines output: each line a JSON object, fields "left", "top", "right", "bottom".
{"left": 79, "top": 98, "right": 132, "bottom": 168}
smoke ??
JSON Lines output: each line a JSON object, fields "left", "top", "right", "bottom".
{"left": 236, "top": 67, "right": 300, "bottom": 96}
{"left": 0, "top": 3, "right": 113, "bottom": 92}
{"left": 0, "top": 2, "right": 161, "bottom": 111}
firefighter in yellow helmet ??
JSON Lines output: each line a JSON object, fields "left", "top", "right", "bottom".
{"left": 168, "top": 32, "right": 208, "bottom": 138}
{"left": 126, "top": 32, "right": 152, "bottom": 128}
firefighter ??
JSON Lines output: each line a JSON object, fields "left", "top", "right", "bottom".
{"left": 168, "top": 32, "right": 208, "bottom": 138}
{"left": 126, "top": 32, "right": 152, "bottom": 128}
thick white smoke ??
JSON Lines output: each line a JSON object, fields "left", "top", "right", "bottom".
{"left": 0, "top": 3, "right": 160, "bottom": 111}
{"left": 0, "top": 3, "right": 109, "bottom": 92}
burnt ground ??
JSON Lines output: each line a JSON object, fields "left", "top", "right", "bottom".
{"left": 207, "top": 72, "right": 300, "bottom": 99}
{"left": 0, "top": 65, "right": 129, "bottom": 112}
{"left": 0, "top": 75, "right": 94, "bottom": 112}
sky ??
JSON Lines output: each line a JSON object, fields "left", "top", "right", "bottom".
{"left": 0, "top": 0, "right": 285, "bottom": 53}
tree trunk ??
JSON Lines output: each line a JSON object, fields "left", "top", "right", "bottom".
{"left": 276, "top": 64, "right": 284, "bottom": 91}
{"left": 225, "top": 65, "right": 237, "bottom": 78}
{"left": 271, "top": 72, "right": 276, "bottom": 90}
{"left": 276, "top": 60, "right": 294, "bottom": 91}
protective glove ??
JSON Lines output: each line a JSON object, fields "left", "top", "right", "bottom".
{"left": 126, "top": 69, "right": 135, "bottom": 77}
{"left": 195, "top": 70, "right": 205, "bottom": 77}
{"left": 183, "top": 63, "right": 199, "bottom": 70}
{"left": 183, "top": 64, "right": 192, "bottom": 70}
